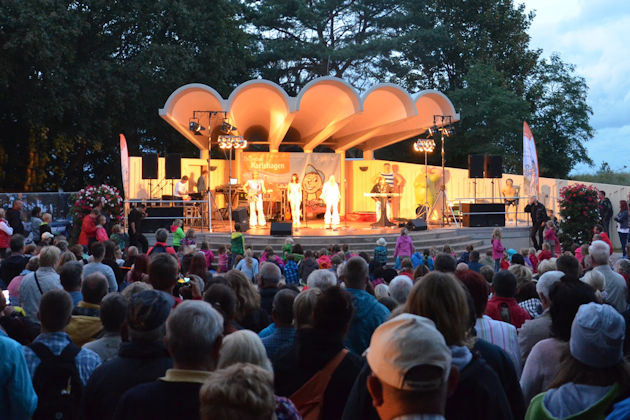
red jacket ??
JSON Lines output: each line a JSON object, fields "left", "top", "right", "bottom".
{"left": 485, "top": 296, "right": 531, "bottom": 328}
{"left": 0, "top": 219, "right": 10, "bottom": 249}
{"left": 600, "top": 232, "right": 614, "bottom": 255}
{"left": 78, "top": 215, "right": 97, "bottom": 246}
{"left": 147, "top": 242, "right": 178, "bottom": 258}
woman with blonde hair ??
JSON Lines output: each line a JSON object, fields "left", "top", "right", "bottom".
{"left": 235, "top": 248, "right": 259, "bottom": 281}
{"left": 56, "top": 251, "right": 77, "bottom": 272}
{"left": 225, "top": 269, "right": 268, "bottom": 332}
{"left": 403, "top": 272, "right": 513, "bottom": 420}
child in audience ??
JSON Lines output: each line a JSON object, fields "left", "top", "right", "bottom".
{"left": 528, "top": 247, "right": 539, "bottom": 272}
{"left": 170, "top": 219, "right": 185, "bottom": 251}
{"left": 282, "top": 237, "right": 294, "bottom": 261}
{"left": 181, "top": 228, "right": 196, "bottom": 247}
{"left": 217, "top": 245, "right": 229, "bottom": 273}
{"left": 491, "top": 227, "right": 504, "bottom": 272}
{"left": 95, "top": 215, "right": 109, "bottom": 242}
{"left": 109, "top": 224, "right": 129, "bottom": 251}
{"left": 39, "top": 213, "right": 52, "bottom": 239}
{"left": 543, "top": 220, "right": 561, "bottom": 255}
{"left": 200, "top": 241, "right": 215, "bottom": 267}
{"left": 373, "top": 238, "right": 388, "bottom": 266}
{"left": 230, "top": 223, "right": 245, "bottom": 268}
{"left": 283, "top": 254, "right": 299, "bottom": 284}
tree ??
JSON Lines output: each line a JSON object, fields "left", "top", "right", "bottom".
{"left": 0, "top": 0, "right": 254, "bottom": 192}
{"left": 526, "top": 54, "right": 594, "bottom": 178}
{"left": 245, "top": 0, "right": 403, "bottom": 94}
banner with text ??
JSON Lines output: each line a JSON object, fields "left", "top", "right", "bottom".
{"left": 523, "top": 121, "right": 539, "bottom": 197}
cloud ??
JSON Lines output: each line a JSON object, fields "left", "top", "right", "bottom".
{"left": 521, "top": 0, "right": 630, "bottom": 173}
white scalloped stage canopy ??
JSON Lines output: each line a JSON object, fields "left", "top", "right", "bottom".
{"left": 159, "top": 77, "right": 459, "bottom": 154}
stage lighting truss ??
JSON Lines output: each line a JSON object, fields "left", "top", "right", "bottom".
{"left": 413, "top": 138, "right": 436, "bottom": 153}
{"left": 218, "top": 135, "right": 247, "bottom": 149}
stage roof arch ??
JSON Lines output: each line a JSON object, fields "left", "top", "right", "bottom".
{"left": 159, "top": 77, "right": 459, "bottom": 154}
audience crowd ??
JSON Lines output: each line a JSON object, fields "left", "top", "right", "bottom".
{"left": 3, "top": 202, "right": 630, "bottom": 420}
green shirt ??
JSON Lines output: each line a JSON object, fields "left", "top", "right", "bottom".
{"left": 231, "top": 232, "right": 245, "bottom": 255}
{"left": 172, "top": 227, "right": 185, "bottom": 247}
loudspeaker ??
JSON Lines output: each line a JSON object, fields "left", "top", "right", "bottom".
{"left": 165, "top": 153, "right": 182, "bottom": 179}
{"left": 232, "top": 207, "right": 249, "bottom": 231}
{"left": 270, "top": 222, "right": 292, "bottom": 236}
{"left": 142, "top": 206, "right": 184, "bottom": 233}
{"left": 407, "top": 218, "right": 428, "bottom": 231}
{"left": 468, "top": 154, "right": 485, "bottom": 179}
{"left": 462, "top": 203, "right": 505, "bottom": 227}
{"left": 142, "top": 153, "right": 158, "bottom": 179}
{"left": 484, "top": 155, "right": 503, "bottom": 178}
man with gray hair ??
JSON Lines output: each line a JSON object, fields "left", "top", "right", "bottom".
{"left": 518, "top": 270, "right": 564, "bottom": 364}
{"left": 590, "top": 240, "right": 627, "bottom": 312}
{"left": 18, "top": 245, "right": 62, "bottom": 320}
{"left": 389, "top": 275, "right": 413, "bottom": 305}
{"left": 524, "top": 195, "right": 547, "bottom": 250}
{"left": 147, "top": 228, "right": 177, "bottom": 258}
{"left": 340, "top": 256, "right": 390, "bottom": 354}
{"left": 306, "top": 268, "right": 337, "bottom": 290}
{"left": 114, "top": 300, "right": 223, "bottom": 420}
{"left": 259, "top": 262, "right": 282, "bottom": 316}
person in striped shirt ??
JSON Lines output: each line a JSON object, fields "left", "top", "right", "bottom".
{"left": 380, "top": 163, "right": 394, "bottom": 187}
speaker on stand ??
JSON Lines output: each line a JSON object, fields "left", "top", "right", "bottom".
{"left": 468, "top": 154, "right": 484, "bottom": 202}
{"left": 142, "top": 153, "right": 158, "bottom": 200}
{"left": 270, "top": 222, "right": 292, "bottom": 236}
{"left": 165, "top": 153, "right": 182, "bottom": 199}
{"left": 484, "top": 155, "right": 503, "bottom": 202}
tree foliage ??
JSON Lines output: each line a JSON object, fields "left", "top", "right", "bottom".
{"left": 0, "top": 0, "right": 253, "bottom": 192}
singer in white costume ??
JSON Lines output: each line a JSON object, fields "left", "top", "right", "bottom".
{"left": 321, "top": 175, "right": 340, "bottom": 228}
{"left": 287, "top": 173, "right": 302, "bottom": 227}
{"left": 244, "top": 171, "right": 266, "bottom": 227}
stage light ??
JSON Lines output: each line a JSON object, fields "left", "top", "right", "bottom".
{"left": 188, "top": 119, "right": 205, "bottom": 135}
{"left": 413, "top": 138, "right": 436, "bottom": 153}
{"left": 218, "top": 135, "right": 247, "bottom": 149}
{"left": 221, "top": 119, "right": 234, "bottom": 134}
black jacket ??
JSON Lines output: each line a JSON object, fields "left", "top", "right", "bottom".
{"left": 274, "top": 328, "right": 363, "bottom": 420}
{"left": 5, "top": 208, "right": 24, "bottom": 235}
{"left": 0, "top": 254, "right": 28, "bottom": 286}
{"left": 81, "top": 340, "right": 172, "bottom": 420}
{"left": 342, "top": 345, "right": 514, "bottom": 420}
{"left": 524, "top": 201, "right": 547, "bottom": 226}
{"left": 260, "top": 287, "right": 280, "bottom": 316}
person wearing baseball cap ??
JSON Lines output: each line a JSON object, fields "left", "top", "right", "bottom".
{"left": 81, "top": 290, "right": 173, "bottom": 420}
{"left": 366, "top": 313, "right": 458, "bottom": 420}
{"left": 526, "top": 302, "right": 630, "bottom": 419}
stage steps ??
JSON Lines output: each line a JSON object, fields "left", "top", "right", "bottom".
{"left": 145, "top": 228, "right": 495, "bottom": 257}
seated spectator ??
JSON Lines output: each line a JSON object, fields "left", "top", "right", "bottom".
{"left": 274, "top": 286, "right": 362, "bottom": 419}
{"left": 538, "top": 243, "right": 553, "bottom": 262}
{"left": 509, "top": 264, "right": 542, "bottom": 319}
{"left": 18, "top": 246, "right": 62, "bottom": 320}
{"left": 307, "top": 268, "right": 337, "bottom": 290}
{"left": 200, "top": 363, "right": 276, "bottom": 420}
{"left": 525, "top": 303, "right": 630, "bottom": 419}
{"left": 456, "top": 262, "right": 469, "bottom": 272}
{"left": 260, "top": 246, "right": 284, "bottom": 269}
{"left": 398, "top": 257, "right": 414, "bottom": 280}
{"left": 404, "top": 272, "right": 513, "bottom": 419}
{"left": 458, "top": 244, "right": 474, "bottom": 264}
{"left": 590, "top": 240, "right": 627, "bottom": 312}
{"left": 187, "top": 252, "right": 210, "bottom": 283}
{"left": 83, "top": 242, "right": 117, "bottom": 293}
{"left": 388, "top": 275, "right": 413, "bottom": 305}
{"left": 299, "top": 250, "right": 319, "bottom": 283}
{"left": 468, "top": 250, "right": 483, "bottom": 272}
{"left": 518, "top": 271, "right": 563, "bottom": 364}
{"left": 456, "top": 269, "right": 521, "bottom": 375}
{"left": 57, "top": 250, "right": 77, "bottom": 271}
{"left": 126, "top": 253, "right": 149, "bottom": 283}
{"left": 485, "top": 270, "right": 532, "bottom": 328}
{"left": 259, "top": 262, "right": 282, "bottom": 316}
{"left": 66, "top": 272, "right": 108, "bottom": 346}
{"left": 23, "top": 290, "right": 101, "bottom": 419}
{"left": 82, "top": 289, "right": 172, "bottom": 420}
{"left": 148, "top": 253, "right": 183, "bottom": 308}
{"left": 339, "top": 256, "right": 390, "bottom": 354}
{"left": 480, "top": 250, "right": 494, "bottom": 267}
{"left": 59, "top": 260, "right": 84, "bottom": 308}
{"left": 235, "top": 248, "right": 259, "bottom": 281}
{"left": 581, "top": 269, "right": 606, "bottom": 303}
{"left": 0, "top": 234, "right": 28, "bottom": 288}
{"left": 520, "top": 280, "right": 597, "bottom": 403}
{"left": 479, "top": 265, "right": 494, "bottom": 285}
{"left": 0, "top": 326, "right": 38, "bottom": 420}
{"left": 102, "top": 240, "right": 124, "bottom": 288}
{"left": 113, "top": 301, "right": 223, "bottom": 420}
{"left": 146, "top": 228, "right": 177, "bottom": 258}
{"left": 226, "top": 269, "right": 269, "bottom": 332}
{"left": 434, "top": 253, "right": 457, "bottom": 273}
{"left": 83, "top": 293, "right": 127, "bottom": 362}
{"left": 366, "top": 314, "right": 457, "bottom": 420}
{"left": 204, "top": 283, "right": 240, "bottom": 335}
{"left": 374, "top": 283, "right": 389, "bottom": 299}
{"left": 556, "top": 254, "right": 581, "bottom": 280}
{"left": 261, "top": 289, "right": 297, "bottom": 359}
{"left": 7, "top": 255, "right": 39, "bottom": 305}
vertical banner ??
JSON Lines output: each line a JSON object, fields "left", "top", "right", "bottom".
{"left": 523, "top": 122, "right": 539, "bottom": 197}
{"left": 119, "top": 134, "right": 130, "bottom": 199}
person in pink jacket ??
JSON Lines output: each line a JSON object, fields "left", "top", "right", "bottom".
{"left": 394, "top": 228, "right": 414, "bottom": 269}
{"left": 491, "top": 227, "right": 505, "bottom": 272}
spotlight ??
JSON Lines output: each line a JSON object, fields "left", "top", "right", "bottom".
{"left": 218, "top": 135, "right": 247, "bottom": 149}
{"left": 188, "top": 119, "right": 205, "bottom": 135}
{"left": 414, "top": 138, "right": 436, "bottom": 153}
{"left": 221, "top": 119, "right": 233, "bottom": 134}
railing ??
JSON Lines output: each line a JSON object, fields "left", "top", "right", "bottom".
{"left": 125, "top": 199, "right": 229, "bottom": 232}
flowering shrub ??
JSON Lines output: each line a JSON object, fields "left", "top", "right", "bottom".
{"left": 558, "top": 183, "right": 599, "bottom": 247}
{"left": 69, "top": 185, "right": 123, "bottom": 242}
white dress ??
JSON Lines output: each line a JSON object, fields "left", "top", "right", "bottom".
{"left": 321, "top": 181, "right": 340, "bottom": 227}
{"left": 288, "top": 182, "right": 302, "bottom": 225}
{"left": 245, "top": 179, "right": 266, "bottom": 226}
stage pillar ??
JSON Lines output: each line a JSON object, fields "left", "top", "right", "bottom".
{"left": 363, "top": 150, "right": 373, "bottom": 160}
{"left": 303, "top": 149, "right": 312, "bottom": 153}
{"left": 200, "top": 149, "right": 209, "bottom": 160}
{"left": 336, "top": 150, "right": 346, "bottom": 217}
{"left": 235, "top": 149, "right": 243, "bottom": 182}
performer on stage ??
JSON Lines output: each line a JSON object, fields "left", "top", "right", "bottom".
{"left": 197, "top": 167, "right": 208, "bottom": 196}
{"left": 244, "top": 171, "right": 266, "bottom": 227}
{"left": 174, "top": 176, "right": 191, "bottom": 201}
{"left": 381, "top": 163, "right": 394, "bottom": 187}
{"left": 288, "top": 173, "right": 302, "bottom": 227}
{"left": 321, "top": 175, "right": 340, "bottom": 229}
{"left": 371, "top": 177, "right": 393, "bottom": 222}
{"left": 501, "top": 178, "right": 518, "bottom": 222}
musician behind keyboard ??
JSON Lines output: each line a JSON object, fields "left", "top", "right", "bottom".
{"left": 371, "top": 177, "right": 393, "bottom": 221}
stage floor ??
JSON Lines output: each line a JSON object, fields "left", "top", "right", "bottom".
{"left": 202, "top": 220, "right": 408, "bottom": 236}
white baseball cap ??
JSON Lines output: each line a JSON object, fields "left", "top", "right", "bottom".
{"left": 367, "top": 313, "right": 451, "bottom": 391}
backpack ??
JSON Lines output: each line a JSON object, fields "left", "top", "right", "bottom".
{"left": 148, "top": 245, "right": 167, "bottom": 256}
{"left": 499, "top": 302, "right": 512, "bottom": 324}
{"left": 29, "top": 342, "right": 83, "bottom": 420}
{"left": 290, "top": 349, "right": 348, "bottom": 420}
